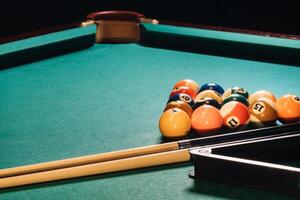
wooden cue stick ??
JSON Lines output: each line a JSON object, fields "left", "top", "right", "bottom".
{"left": 0, "top": 123, "right": 299, "bottom": 178}
{"left": 0, "top": 142, "right": 179, "bottom": 178}
{"left": 1, "top": 130, "right": 299, "bottom": 189}
{"left": 1, "top": 129, "right": 300, "bottom": 189}
{"left": 0, "top": 149, "right": 190, "bottom": 189}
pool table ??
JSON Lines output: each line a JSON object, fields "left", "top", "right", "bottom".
{"left": 1, "top": 11, "right": 300, "bottom": 200}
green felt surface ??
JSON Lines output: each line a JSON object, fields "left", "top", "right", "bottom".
{"left": 1, "top": 24, "right": 300, "bottom": 199}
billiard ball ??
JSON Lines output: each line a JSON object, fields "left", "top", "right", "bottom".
{"left": 168, "top": 93, "right": 195, "bottom": 108}
{"left": 173, "top": 79, "right": 200, "bottom": 94}
{"left": 249, "top": 97, "right": 278, "bottom": 127}
{"left": 220, "top": 101, "right": 250, "bottom": 129}
{"left": 159, "top": 108, "right": 191, "bottom": 138}
{"left": 223, "top": 94, "right": 249, "bottom": 107}
{"left": 222, "top": 87, "right": 249, "bottom": 100}
{"left": 249, "top": 90, "right": 277, "bottom": 105}
{"left": 194, "top": 97, "right": 221, "bottom": 109}
{"left": 170, "top": 86, "right": 197, "bottom": 99}
{"left": 199, "top": 83, "right": 225, "bottom": 95}
{"left": 195, "top": 90, "right": 223, "bottom": 104}
{"left": 164, "top": 101, "right": 193, "bottom": 118}
{"left": 276, "top": 94, "right": 300, "bottom": 123}
{"left": 191, "top": 105, "right": 223, "bottom": 134}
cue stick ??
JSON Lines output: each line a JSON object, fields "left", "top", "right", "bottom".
{"left": 0, "top": 123, "right": 299, "bottom": 178}
{"left": 0, "top": 130, "right": 299, "bottom": 189}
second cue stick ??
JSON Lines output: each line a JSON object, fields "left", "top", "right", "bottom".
{"left": 0, "top": 149, "right": 190, "bottom": 189}
{"left": 1, "top": 131, "right": 299, "bottom": 189}
{"left": 0, "top": 123, "right": 299, "bottom": 178}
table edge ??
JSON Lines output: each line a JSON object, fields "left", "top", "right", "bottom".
{"left": 1, "top": 17, "right": 300, "bottom": 44}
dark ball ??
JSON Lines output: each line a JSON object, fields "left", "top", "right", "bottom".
{"left": 199, "top": 83, "right": 225, "bottom": 95}
{"left": 168, "top": 93, "right": 195, "bottom": 108}
{"left": 223, "top": 94, "right": 249, "bottom": 107}
{"left": 222, "top": 87, "right": 249, "bottom": 100}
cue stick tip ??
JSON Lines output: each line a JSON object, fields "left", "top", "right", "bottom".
{"left": 81, "top": 20, "right": 95, "bottom": 27}
{"left": 140, "top": 18, "right": 159, "bottom": 25}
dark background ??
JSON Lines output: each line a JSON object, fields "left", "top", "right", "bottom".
{"left": 1, "top": 1, "right": 300, "bottom": 38}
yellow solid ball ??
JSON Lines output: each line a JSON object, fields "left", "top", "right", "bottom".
{"left": 159, "top": 108, "right": 191, "bottom": 138}
{"left": 195, "top": 90, "right": 223, "bottom": 104}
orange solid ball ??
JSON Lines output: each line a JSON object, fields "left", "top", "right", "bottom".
{"left": 191, "top": 105, "right": 223, "bottom": 134}
{"left": 249, "top": 90, "right": 277, "bottom": 105}
{"left": 276, "top": 94, "right": 300, "bottom": 123}
{"left": 173, "top": 79, "right": 200, "bottom": 94}
{"left": 159, "top": 108, "right": 191, "bottom": 138}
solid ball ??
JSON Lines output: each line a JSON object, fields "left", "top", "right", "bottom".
{"left": 199, "top": 83, "right": 225, "bottom": 95}
{"left": 168, "top": 93, "right": 195, "bottom": 108}
{"left": 276, "top": 94, "right": 300, "bottom": 123}
{"left": 191, "top": 105, "right": 223, "bottom": 134}
{"left": 164, "top": 101, "right": 193, "bottom": 118}
{"left": 159, "top": 108, "right": 191, "bottom": 138}
{"left": 249, "top": 97, "right": 278, "bottom": 127}
{"left": 170, "top": 86, "right": 197, "bottom": 99}
{"left": 194, "top": 97, "right": 221, "bottom": 110}
{"left": 195, "top": 90, "right": 223, "bottom": 105}
{"left": 223, "top": 94, "right": 249, "bottom": 107}
{"left": 249, "top": 90, "right": 277, "bottom": 105}
{"left": 220, "top": 101, "right": 250, "bottom": 129}
{"left": 222, "top": 87, "right": 249, "bottom": 100}
{"left": 173, "top": 79, "right": 200, "bottom": 94}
